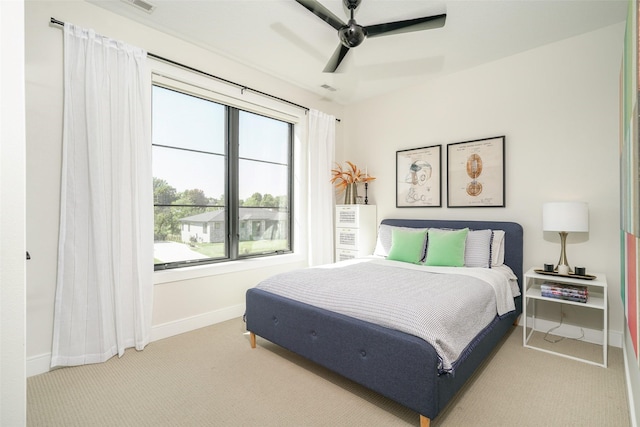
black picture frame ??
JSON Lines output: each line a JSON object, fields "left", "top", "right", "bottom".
{"left": 396, "top": 145, "right": 442, "bottom": 207}
{"left": 447, "top": 136, "right": 505, "bottom": 208}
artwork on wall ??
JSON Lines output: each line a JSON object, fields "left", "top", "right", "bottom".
{"left": 621, "top": 0, "right": 640, "bottom": 364}
{"left": 447, "top": 136, "right": 505, "bottom": 208}
{"left": 622, "top": 0, "right": 640, "bottom": 237}
{"left": 396, "top": 145, "right": 441, "bottom": 207}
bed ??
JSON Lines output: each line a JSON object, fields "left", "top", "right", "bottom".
{"left": 245, "top": 219, "right": 523, "bottom": 426}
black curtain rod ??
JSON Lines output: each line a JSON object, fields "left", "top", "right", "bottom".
{"left": 50, "top": 17, "right": 341, "bottom": 122}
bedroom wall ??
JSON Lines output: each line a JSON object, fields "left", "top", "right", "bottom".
{"left": 341, "top": 23, "right": 625, "bottom": 345}
{"left": 24, "top": 0, "right": 344, "bottom": 375}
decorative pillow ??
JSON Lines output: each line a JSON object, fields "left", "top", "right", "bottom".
{"left": 464, "top": 229, "right": 493, "bottom": 268}
{"left": 491, "top": 230, "right": 505, "bottom": 266}
{"left": 374, "top": 224, "right": 428, "bottom": 259}
{"left": 424, "top": 228, "right": 469, "bottom": 267}
{"left": 386, "top": 228, "right": 429, "bottom": 264}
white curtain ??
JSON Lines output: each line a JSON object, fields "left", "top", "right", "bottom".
{"left": 51, "top": 24, "right": 153, "bottom": 367}
{"left": 307, "top": 109, "right": 336, "bottom": 266}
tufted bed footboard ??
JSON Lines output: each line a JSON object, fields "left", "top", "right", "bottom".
{"left": 246, "top": 288, "right": 519, "bottom": 425}
{"left": 246, "top": 288, "right": 440, "bottom": 419}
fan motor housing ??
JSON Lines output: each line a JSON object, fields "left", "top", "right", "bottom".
{"left": 339, "top": 21, "right": 366, "bottom": 47}
{"left": 345, "top": 0, "right": 362, "bottom": 10}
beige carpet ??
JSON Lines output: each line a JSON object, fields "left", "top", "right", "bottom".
{"left": 28, "top": 318, "right": 629, "bottom": 426}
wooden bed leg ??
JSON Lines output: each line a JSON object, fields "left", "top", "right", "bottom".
{"left": 249, "top": 332, "right": 256, "bottom": 349}
{"left": 419, "top": 415, "right": 431, "bottom": 427}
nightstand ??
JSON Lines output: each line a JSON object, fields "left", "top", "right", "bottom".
{"left": 522, "top": 268, "right": 607, "bottom": 367}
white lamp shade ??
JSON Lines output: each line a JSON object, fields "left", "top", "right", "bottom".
{"left": 542, "top": 202, "right": 589, "bottom": 232}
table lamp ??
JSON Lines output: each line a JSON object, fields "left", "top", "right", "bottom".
{"left": 542, "top": 201, "right": 589, "bottom": 275}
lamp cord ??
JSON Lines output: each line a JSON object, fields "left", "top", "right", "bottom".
{"left": 543, "top": 303, "right": 585, "bottom": 343}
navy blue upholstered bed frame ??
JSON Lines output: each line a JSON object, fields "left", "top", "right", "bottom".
{"left": 245, "top": 219, "right": 523, "bottom": 426}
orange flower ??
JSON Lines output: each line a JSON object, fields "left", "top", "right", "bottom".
{"left": 330, "top": 161, "right": 376, "bottom": 191}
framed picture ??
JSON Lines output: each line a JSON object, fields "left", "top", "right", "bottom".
{"left": 447, "top": 136, "right": 505, "bottom": 207}
{"left": 396, "top": 145, "right": 442, "bottom": 207}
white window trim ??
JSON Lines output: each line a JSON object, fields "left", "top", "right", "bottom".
{"left": 149, "top": 58, "right": 309, "bottom": 283}
{"left": 153, "top": 251, "right": 306, "bottom": 284}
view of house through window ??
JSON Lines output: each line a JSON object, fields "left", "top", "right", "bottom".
{"left": 152, "top": 84, "right": 292, "bottom": 270}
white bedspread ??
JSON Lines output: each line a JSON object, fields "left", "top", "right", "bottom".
{"left": 255, "top": 258, "right": 516, "bottom": 373}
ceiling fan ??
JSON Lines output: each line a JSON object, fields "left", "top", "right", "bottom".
{"left": 295, "top": 0, "right": 446, "bottom": 73}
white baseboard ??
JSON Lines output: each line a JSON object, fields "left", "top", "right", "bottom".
{"left": 27, "top": 352, "right": 54, "bottom": 378}
{"left": 150, "top": 304, "right": 245, "bottom": 342}
{"left": 526, "top": 317, "right": 623, "bottom": 348}
{"left": 28, "top": 307, "right": 620, "bottom": 378}
{"left": 27, "top": 304, "right": 246, "bottom": 378}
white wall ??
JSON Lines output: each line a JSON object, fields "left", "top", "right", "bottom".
{"left": 24, "top": 0, "right": 344, "bottom": 375}
{"left": 1, "top": 0, "right": 27, "bottom": 423}
{"left": 342, "top": 23, "right": 625, "bottom": 343}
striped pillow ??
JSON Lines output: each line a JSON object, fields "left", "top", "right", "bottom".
{"left": 464, "top": 229, "right": 493, "bottom": 268}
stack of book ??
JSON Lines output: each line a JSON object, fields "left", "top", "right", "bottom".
{"left": 540, "top": 282, "right": 588, "bottom": 303}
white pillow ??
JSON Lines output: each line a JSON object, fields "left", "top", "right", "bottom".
{"left": 374, "top": 224, "right": 428, "bottom": 260}
{"left": 491, "top": 230, "right": 505, "bottom": 266}
{"left": 464, "top": 229, "right": 493, "bottom": 268}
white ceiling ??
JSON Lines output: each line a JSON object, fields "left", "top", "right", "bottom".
{"left": 89, "top": 0, "right": 627, "bottom": 105}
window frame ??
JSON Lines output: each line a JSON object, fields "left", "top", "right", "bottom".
{"left": 150, "top": 60, "right": 306, "bottom": 280}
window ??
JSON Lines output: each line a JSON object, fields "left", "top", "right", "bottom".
{"left": 152, "top": 84, "right": 293, "bottom": 270}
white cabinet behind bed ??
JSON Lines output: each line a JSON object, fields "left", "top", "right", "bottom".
{"left": 335, "top": 204, "right": 377, "bottom": 262}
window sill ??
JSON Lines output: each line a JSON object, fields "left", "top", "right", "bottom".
{"left": 153, "top": 252, "right": 306, "bottom": 285}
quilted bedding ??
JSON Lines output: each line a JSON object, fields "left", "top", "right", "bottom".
{"left": 255, "top": 257, "right": 516, "bottom": 373}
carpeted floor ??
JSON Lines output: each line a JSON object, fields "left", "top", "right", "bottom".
{"left": 27, "top": 318, "right": 630, "bottom": 426}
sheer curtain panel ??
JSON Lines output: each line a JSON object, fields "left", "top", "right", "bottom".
{"left": 307, "top": 109, "right": 336, "bottom": 266}
{"left": 51, "top": 23, "right": 153, "bottom": 367}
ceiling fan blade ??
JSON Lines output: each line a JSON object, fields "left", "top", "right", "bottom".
{"left": 365, "top": 14, "right": 446, "bottom": 38}
{"left": 323, "top": 44, "right": 350, "bottom": 73}
{"left": 294, "top": 0, "right": 346, "bottom": 31}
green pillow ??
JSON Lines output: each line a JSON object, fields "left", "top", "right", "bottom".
{"left": 386, "top": 228, "right": 428, "bottom": 264}
{"left": 424, "top": 228, "right": 469, "bottom": 267}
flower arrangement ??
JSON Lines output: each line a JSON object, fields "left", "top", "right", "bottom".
{"left": 330, "top": 161, "right": 376, "bottom": 191}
